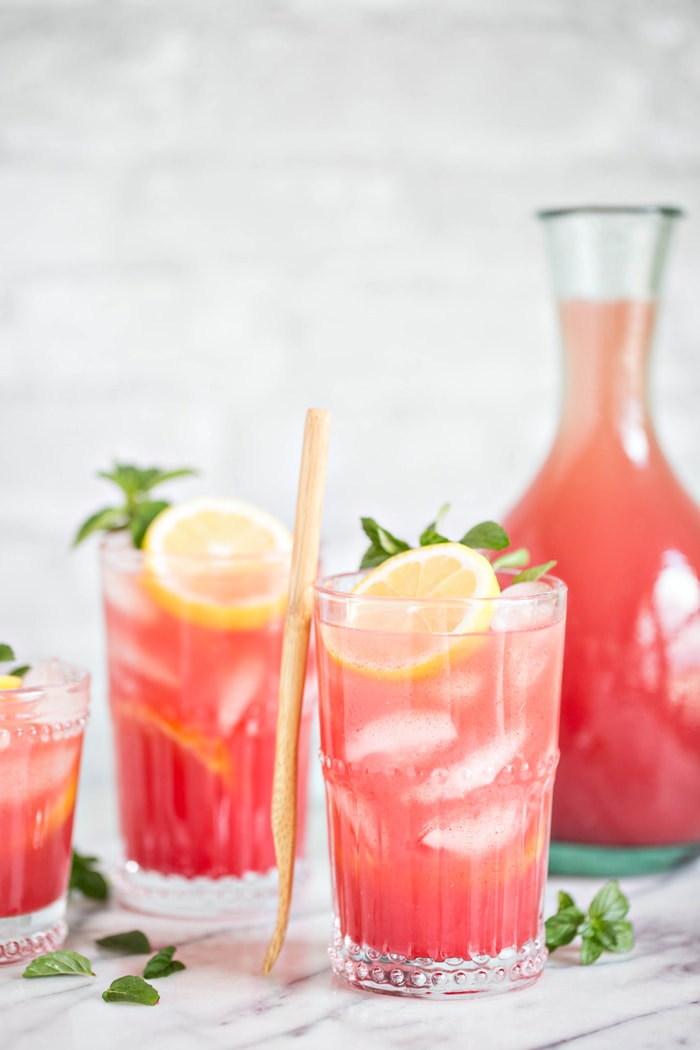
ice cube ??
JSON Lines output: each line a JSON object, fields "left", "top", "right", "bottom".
{"left": 345, "top": 711, "right": 458, "bottom": 767}
{"left": 420, "top": 798, "right": 521, "bottom": 856}
{"left": 218, "top": 658, "right": 266, "bottom": 733}
{"left": 492, "top": 581, "right": 558, "bottom": 631}
{"left": 107, "top": 628, "right": 180, "bottom": 690}
{"left": 409, "top": 731, "right": 522, "bottom": 803}
{"left": 102, "top": 565, "right": 158, "bottom": 625}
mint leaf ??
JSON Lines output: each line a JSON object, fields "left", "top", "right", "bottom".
{"left": 129, "top": 500, "right": 169, "bottom": 549}
{"left": 70, "top": 850, "right": 109, "bottom": 901}
{"left": 102, "top": 975, "right": 160, "bottom": 1005}
{"left": 23, "top": 951, "right": 95, "bottom": 978}
{"left": 357, "top": 511, "right": 555, "bottom": 580}
{"left": 512, "top": 560, "right": 557, "bottom": 584}
{"left": 143, "top": 946, "right": 185, "bottom": 979}
{"left": 359, "top": 517, "right": 410, "bottom": 568}
{"left": 8, "top": 664, "right": 30, "bottom": 678}
{"left": 492, "top": 547, "right": 530, "bottom": 570}
{"left": 73, "top": 506, "right": 128, "bottom": 547}
{"left": 589, "top": 879, "right": 630, "bottom": 922}
{"left": 546, "top": 880, "right": 634, "bottom": 965}
{"left": 460, "top": 521, "right": 509, "bottom": 551}
{"left": 73, "top": 462, "right": 196, "bottom": 549}
{"left": 96, "top": 930, "right": 152, "bottom": 955}
{"left": 544, "top": 904, "right": 585, "bottom": 950}
{"left": 580, "top": 933, "right": 605, "bottom": 966}
{"left": 0, "top": 644, "right": 15, "bottom": 662}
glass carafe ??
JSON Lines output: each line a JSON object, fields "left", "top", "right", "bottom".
{"left": 504, "top": 206, "right": 700, "bottom": 876}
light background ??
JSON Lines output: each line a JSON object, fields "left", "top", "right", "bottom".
{"left": 1, "top": 0, "right": 699, "bottom": 839}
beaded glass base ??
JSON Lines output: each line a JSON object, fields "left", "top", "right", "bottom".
{"left": 112, "top": 857, "right": 311, "bottom": 923}
{"left": 329, "top": 919, "right": 546, "bottom": 998}
{"left": 0, "top": 900, "right": 67, "bottom": 966}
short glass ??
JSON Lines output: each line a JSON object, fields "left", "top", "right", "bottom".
{"left": 0, "top": 659, "right": 90, "bottom": 965}
{"left": 313, "top": 570, "right": 567, "bottom": 997}
{"left": 100, "top": 534, "right": 314, "bottom": 919}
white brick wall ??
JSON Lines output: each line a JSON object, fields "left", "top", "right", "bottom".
{"left": 2, "top": 0, "right": 699, "bottom": 837}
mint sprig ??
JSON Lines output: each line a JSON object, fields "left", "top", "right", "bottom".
{"left": 73, "top": 462, "right": 196, "bottom": 549}
{"left": 359, "top": 507, "right": 555, "bottom": 583}
{"left": 0, "top": 643, "right": 30, "bottom": 679}
{"left": 70, "top": 850, "right": 110, "bottom": 901}
{"left": 545, "top": 880, "right": 634, "bottom": 965}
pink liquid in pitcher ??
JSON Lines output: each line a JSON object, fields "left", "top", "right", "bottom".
{"left": 505, "top": 300, "right": 700, "bottom": 849}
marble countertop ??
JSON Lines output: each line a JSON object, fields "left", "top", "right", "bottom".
{"left": 3, "top": 802, "right": 700, "bottom": 1050}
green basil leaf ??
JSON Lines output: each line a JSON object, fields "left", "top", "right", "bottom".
{"left": 96, "top": 930, "right": 152, "bottom": 955}
{"left": 143, "top": 946, "right": 186, "bottom": 979}
{"left": 9, "top": 664, "right": 30, "bottom": 678}
{"left": 0, "top": 644, "right": 15, "bottom": 662}
{"left": 23, "top": 951, "right": 95, "bottom": 978}
{"left": 102, "top": 975, "right": 160, "bottom": 1005}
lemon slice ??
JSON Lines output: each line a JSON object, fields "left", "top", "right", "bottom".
{"left": 114, "top": 701, "right": 232, "bottom": 780}
{"left": 0, "top": 674, "right": 23, "bottom": 690}
{"left": 142, "top": 498, "right": 293, "bottom": 630}
{"left": 321, "top": 543, "right": 500, "bottom": 678}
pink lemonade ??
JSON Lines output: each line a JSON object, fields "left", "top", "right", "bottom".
{"left": 504, "top": 300, "right": 700, "bottom": 852}
{"left": 0, "top": 661, "right": 90, "bottom": 964}
{"left": 314, "top": 571, "right": 566, "bottom": 997}
{"left": 101, "top": 537, "right": 313, "bottom": 914}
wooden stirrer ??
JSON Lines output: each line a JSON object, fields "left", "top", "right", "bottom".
{"left": 262, "top": 407, "right": 331, "bottom": 975}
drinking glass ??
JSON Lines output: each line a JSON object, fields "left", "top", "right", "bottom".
{"left": 0, "top": 658, "right": 90, "bottom": 964}
{"left": 100, "top": 534, "right": 314, "bottom": 919}
{"left": 313, "top": 570, "right": 566, "bottom": 997}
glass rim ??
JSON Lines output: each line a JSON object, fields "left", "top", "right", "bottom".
{"left": 537, "top": 204, "right": 684, "bottom": 221}
{"left": 0, "top": 658, "right": 91, "bottom": 701}
{"left": 314, "top": 567, "right": 567, "bottom": 606}
{"left": 99, "top": 531, "right": 293, "bottom": 570}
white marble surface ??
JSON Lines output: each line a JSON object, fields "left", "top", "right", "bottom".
{"left": 2, "top": 791, "right": 700, "bottom": 1050}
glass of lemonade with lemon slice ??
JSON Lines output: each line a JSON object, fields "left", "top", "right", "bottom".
{"left": 313, "top": 541, "right": 566, "bottom": 996}
{"left": 0, "top": 651, "right": 91, "bottom": 964}
{"left": 96, "top": 491, "right": 314, "bottom": 918}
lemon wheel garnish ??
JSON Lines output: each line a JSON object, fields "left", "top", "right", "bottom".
{"left": 141, "top": 498, "right": 293, "bottom": 630}
{"left": 321, "top": 543, "right": 500, "bottom": 678}
{"left": 0, "top": 674, "right": 23, "bottom": 690}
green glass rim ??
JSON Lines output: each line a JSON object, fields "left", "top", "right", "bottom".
{"left": 537, "top": 204, "right": 685, "bottom": 220}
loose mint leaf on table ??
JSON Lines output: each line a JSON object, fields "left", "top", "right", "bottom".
{"left": 96, "top": 930, "right": 152, "bottom": 955}
{"left": 102, "top": 975, "right": 160, "bottom": 1005}
{"left": 545, "top": 880, "right": 634, "bottom": 965}
{"left": 72, "top": 461, "right": 196, "bottom": 549}
{"left": 143, "top": 946, "right": 186, "bottom": 979}
{"left": 23, "top": 951, "right": 95, "bottom": 978}
{"left": 70, "top": 850, "right": 110, "bottom": 901}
